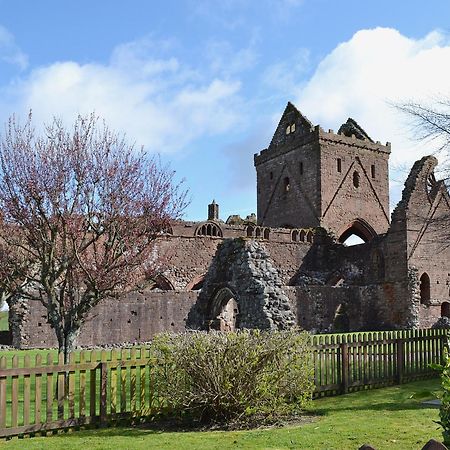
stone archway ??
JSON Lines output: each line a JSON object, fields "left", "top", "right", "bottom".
{"left": 338, "top": 218, "right": 377, "bottom": 243}
{"left": 209, "top": 287, "right": 239, "bottom": 332}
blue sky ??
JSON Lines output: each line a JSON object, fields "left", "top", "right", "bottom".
{"left": 0, "top": 0, "right": 450, "bottom": 221}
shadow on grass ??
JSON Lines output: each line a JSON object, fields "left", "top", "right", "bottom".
{"left": 47, "top": 412, "right": 320, "bottom": 439}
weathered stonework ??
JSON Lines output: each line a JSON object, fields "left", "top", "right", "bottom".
{"left": 10, "top": 102, "right": 450, "bottom": 348}
{"left": 187, "top": 239, "right": 296, "bottom": 331}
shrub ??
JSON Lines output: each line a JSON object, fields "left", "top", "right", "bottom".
{"left": 431, "top": 342, "right": 450, "bottom": 445}
{"left": 151, "top": 329, "right": 314, "bottom": 424}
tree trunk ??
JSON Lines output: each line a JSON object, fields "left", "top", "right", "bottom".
{"left": 63, "top": 328, "right": 79, "bottom": 363}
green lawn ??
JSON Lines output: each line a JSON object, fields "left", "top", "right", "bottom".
{"left": 1, "top": 379, "right": 443, "bottom": 450}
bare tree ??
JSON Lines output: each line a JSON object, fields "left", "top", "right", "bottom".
{"left": 0, "top": 113, "right": 188, "bottom": 360}
{"left": 397, "top": 99, "right": 450, "bottom": 177}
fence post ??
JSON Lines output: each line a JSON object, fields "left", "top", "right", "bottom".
{"left": 396, "top": 338, "right": 404, "bottom": 384}
{"left": 441, "top": 334, "right": 448, "bottom": 366}
{"left": 100, "top": 362, "right": 108, "bottom": 424}
{"left": 341, "top": 343, "right": 349, "bottom": 394}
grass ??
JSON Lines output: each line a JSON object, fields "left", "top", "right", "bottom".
{"left": 1, "top": 379, "right": 443, "bottom": 450}
{"left": 0, "top": 311, "right": 8, "bottom": 331}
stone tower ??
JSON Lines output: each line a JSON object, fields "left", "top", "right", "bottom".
{"left": 208, "top": 200, "right": 219, "bottom": 221}
{"left": 254, "top": 102, "right": 391, "bottom": 241}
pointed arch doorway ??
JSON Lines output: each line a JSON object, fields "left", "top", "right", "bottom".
{"left": 208, "top": 287, "right": 239, "bottom": 332}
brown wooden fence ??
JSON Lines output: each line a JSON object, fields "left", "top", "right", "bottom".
{"left": 0, "top": 328, "right": 447, "bottom": 438}
{"left": 312, "top": 328, "right": 447, "bottom": 397}
{"left": 0, "top": 348, "right": 159, "bottom": 438}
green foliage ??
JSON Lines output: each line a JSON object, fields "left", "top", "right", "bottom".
{"left": 151, "top": 329, "right": 314, "bottom": 424}
{"left": 432, "top": 343, "right": 450, "bottom": 445}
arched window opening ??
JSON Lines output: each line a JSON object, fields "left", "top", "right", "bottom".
{"left": 337, "top": 158, "right": 342, "bottom": 173}
{"left": 338, "top": 219, "right": 377, "bottom": 245}
{"left": 299, "top": 230, "right": 306, "bottom": 242}
{"left": 209, "top": 288, "right": 239, "bottom": 332}
{"left": 196, "top": 222, "right": 223, "bottom": 238}
{"left": 292, "top": 230, "right": 298, "bottom": 242}
{"left": 187, "top": 274, "right": 205, "bottom": 291}
{"left": 306, "top": 231, "right": 313, "bottom": 243}
{"left": 420, "top": 273, "right": 431, "bottom": 304}
{"left": 353, "top": 171, "right": 360, "bottom": 188}
{"left": 342, "top": 234, "right": 365, "bottom": 246}
{"left": 286, "top": 125, "right": 291, "bottom": 135}
{"left": 299, "top": 162, "right": 303, "bottom": 175}
{"left": 371, "top": 164, "right": 376, "bottom": 179}
{"left": 269, "top": 171, "right": 273, "bottom": 180}
{"left": 150, "top": 274, "right": 174, "bottom": 291}
{"left": 442, "top": 302, "right": 450, "bottom": 318}
{"left": 283, "top": 177, "right": 290, "bottom": 193}
{"left": 246, "top": 226, "right": 254, "bottom": 237}
{"left": 263, "top": 228, "right": 270, "bottom": 240}
{"left": 255, "top": 227, "right": 261, "bottom": 238}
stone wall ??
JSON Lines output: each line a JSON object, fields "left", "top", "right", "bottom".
{"left": 17, "top": 291, "right": 198, "bottom": 349}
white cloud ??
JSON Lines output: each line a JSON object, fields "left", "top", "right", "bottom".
{"left": 296, "top": 27, "right": 450, "bottom": 172}
{"left": 6, "top": 37, "right": 242, "bottom": 153}
{"left": 0, "top": 25, "right": 28, "bottom": 70}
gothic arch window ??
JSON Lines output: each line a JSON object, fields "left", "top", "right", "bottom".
{"left": 150, "top": 274, "right": 174, "bottom": 291}
{"left": 338, "top": 219, "right": 377, "bottom": 244}
{"left": 306, "top": 231, "right": 313, "bottom": 243}
{"left": 186, "top": 274, "right": 205, "bottom": 291}
{"left": 196, "top": 222, "right": 223, "bottom": 238}
{"left": 255, "top": 227, "right": 261, "bottom": 238}
{"left": 263, "top": 228, "right": 270, "bottom": 240}
{"left": 442, "top": 302, "right": 450, "bottom": 318}
{"left": 420, "top": 272, "right": 431, "bottom": 304}
{"left": 209, "top": 287, "right": 239, "bottom": 332}
{"left": 246, "top": 225, "right": 254, "bottom": 237}
{"left": 337, "top": 158, "right": 342, "bottom": 173}
{"left": 291, "top": 230, "right": 298, "bottom": 242}
{"left": 353, "top": 171, "right": 360, "bottom": 188}
{"left": 299, "top": 230, "right": 306, "bottom": 242}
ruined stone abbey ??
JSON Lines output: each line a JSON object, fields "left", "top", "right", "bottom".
{"left": 11, "top": 102, "right": 450, "bottom": 348}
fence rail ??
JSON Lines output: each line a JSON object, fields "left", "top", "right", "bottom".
{"left": 0, "top": 328, "right": 447, "bottom": 438}
{"left": 311, "top": 328, "right": 446, "bottom": 397}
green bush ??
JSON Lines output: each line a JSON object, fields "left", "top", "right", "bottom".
{"left": 431, "top": 342, "right": 450, "bottom": 445}
{"left": 151, "top": 329, "right": 314, "bottom": 424}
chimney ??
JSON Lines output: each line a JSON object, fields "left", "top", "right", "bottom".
{"left": 208, "top": 200, "right": 219, "bottom": 221}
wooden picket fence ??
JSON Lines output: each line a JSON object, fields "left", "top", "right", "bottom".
{"left": 0, "top": 328, "right": 447, "bottom": 438}
{"left": 0, "top": 348, "right": 160, "bottom": 438}
{"left": 312, "top": 328, "right": 447, "bottom": 397}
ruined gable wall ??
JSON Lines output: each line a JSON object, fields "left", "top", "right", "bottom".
{"left": 390, "top": 156, "right": 450, "bottom": 327}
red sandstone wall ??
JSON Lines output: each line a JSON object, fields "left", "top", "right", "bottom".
{"left": 20, "top": 291, "right": 198, "bottom": 349}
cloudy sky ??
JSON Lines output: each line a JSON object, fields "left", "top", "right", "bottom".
{"left": 0, "top": 0, "right": 450, "bottom": 220}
